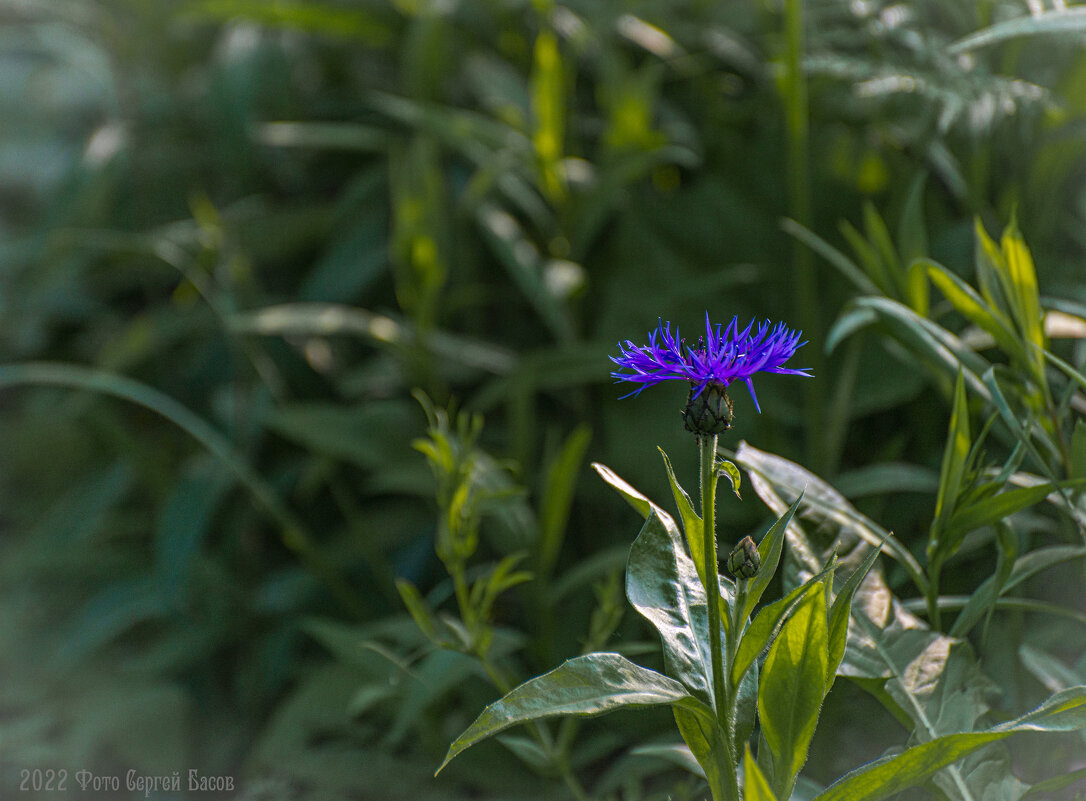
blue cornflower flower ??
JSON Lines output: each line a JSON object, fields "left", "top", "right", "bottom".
{"left": 610, "top": 312, "right": 812, "bottom": 414}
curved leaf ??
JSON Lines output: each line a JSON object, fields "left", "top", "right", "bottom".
{"left": 950, "top": 8, "right": 1086, "bottom": 54}
{"left": 744, "top": 495, "right": 803, "bottom": 621}
{"left": 627, "top": 508, "right": 723, "bottom": 707}
{"left": 592, "top": 462, "right": 654, "bottom": 520}
{"left": 436, "top": 652, "right": 692, "bottom": 774}
{"left": 814, "top": 686, "right": 1086, "bottom": 801}
{"left": 658, "top": 447, "right": 705, "bottom": 588}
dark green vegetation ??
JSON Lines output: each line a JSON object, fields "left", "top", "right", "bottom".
{"left": 2, "top": 1, "right": 1086, "bottom": 799}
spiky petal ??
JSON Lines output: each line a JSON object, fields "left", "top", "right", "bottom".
{"left": 610, "top": 312, "right": 811, "bottom": 412}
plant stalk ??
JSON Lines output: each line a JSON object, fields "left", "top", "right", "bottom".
{"left": 699, "top": 435, "right": 740, "bottom": 801}
{"left": 725, "top": 579, "right": 749, "bottom": 751}
{"left": 700, "top": 436, "right": 727, "bottom": 725}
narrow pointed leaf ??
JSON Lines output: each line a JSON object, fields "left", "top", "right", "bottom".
{"left": 838, "top": 296, "right": 993, "bottom": 402}
{"left": 744, "top": 495, "right": 803, "bottom": 621}
{"left": 659, "top": 447, "right": 705, "bottom": 588}
{"left": 862, "top": 202, "right": 906, "bottom": 297}
{"left": 924, "top": 260, "right": 1023, "bottom": 362}
{"left": 592, "top": 462, "right": 653, "bottom": 519}
{"left": 1000, "top": 219, "right": 1045, "bottom": 366}
{"left": 1019, "top": 644, "right": 1082, "bottom": 693}
{"left": 673, "top": 700, "right": 734, "bottom": 793}
{"left": 946, "top": 481, "right": 1086, "bottom": 541}
{"left": 396, "top": 579, "right": 439, "bottom": 642}
{"left": 758, "top": 582, "right": 830, "bottom": 800}
{"left": 841, "top": 219, "right": 895, "bottom": 296}
{"left": 951, "top": 544, "right": 1086, "bottom": 637}
{"left": 782, "top": 218, "right": 880, "bottom": 295}
{"left": 814, "top": 686, "right": 1086, "bottom": 801}
{"left": 950, "top": 7, "right": 1086, "bottom": 53}
{"left": 930, "top": 370, "right": 970, "bottom": 565}
{"left": 744, "top": 743, "right": 779, "bottom": 800}
{"left": 718, "top": 458, "right": 743, "bottom": 500}
{"left": 813, "top": 731, "right": 1007, "bottom": 801}
{"left": 827, "top": 537, "right": 886, "bottom": 691}
{"left": 732, "top": 563, "right": 834, "bottom": 688}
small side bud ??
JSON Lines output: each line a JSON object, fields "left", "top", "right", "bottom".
{"left": 682, "top": 382, "right": 734, "bottom": 438}
{"left": 725, "top": 536, "right": 760, "bottom": 580}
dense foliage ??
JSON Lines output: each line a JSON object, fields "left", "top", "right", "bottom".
{"left": 2, "top": 1, "right": 1085, "bottom": 799}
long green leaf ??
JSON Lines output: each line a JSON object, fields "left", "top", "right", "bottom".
{"left": 950, "top": 545, "right": 1086, "bottom": 636}
{"left": 230, "top": 302, "right": 517, "bottom": 374}
{"left": 834, "top": 296, "right": 993, "bottom": 402}
{"left": 826, "top": 537, "right": 885, "bottom": 692}
{"left": 862, "top": 202, "right": 906, "bottom": 297}
{"left": 732, "top": 563, "right": 834, "bottom": 688}
{"left": 673, "top": 700, "right": 735, "bottom": 795}
{"left": 744, "top": 495, "right": 803, "bottom": 621}
{"left": 592, "top": 462, "right": 654, "bottom": 520}
{"left": 744, "top": 743, "right": 779, "bottom": 801}
{"left": 813, "top": 731, "right": 1007, "bottom": 801}
{"left": 947, "top": 480, "right": 1086, "bottom": 541}
{"left": 924, "top": 260, "right": 1024, "bottom": 363}
{"left": 436, "top": 652, "right": 696, "bottom": 774}
{"left": 930, "top": 370, "right": 971, "bottom": 566}
{"left": 529, "top": 28, "right": 566, "bottom": 203}
{"left": 782, "top": 218, "right": 879, "bottom": 294}
{"left": 841, "top": 219, "right": 895, "bottom": 297}
{"left": 659, "top": 447, "right": 705, "bottom": 588}
{"left": 758, "top": 582, "right": 829, "bottom": 800}
{"left": 814, "top": 685, "right": 1086, "bottom": 801}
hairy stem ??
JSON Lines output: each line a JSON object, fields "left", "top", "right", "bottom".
{"left": 725, "top": 578, "right": 749, "bottom": 751}
{"left": 700, "top": 435, "right": 739, "bottom": 801}
{"left": 701, "top": 436, "right": 726, "bottom": 724}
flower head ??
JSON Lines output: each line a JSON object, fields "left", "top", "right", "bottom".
{"left": 610, "top": 312, "right": 812, "bottom": 413}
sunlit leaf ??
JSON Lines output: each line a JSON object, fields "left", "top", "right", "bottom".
{"left": 744, "top": 495, "right": 803, "bottom": 621}
{"left": 744, "top": 743, "right": 779, "bottom": 800}
{"left": 758, "top": 581, "right": 829, "bottom": 801}
{"left": 659, "top": 447, "right": 705, "bottom": 588}
{"left": 592, "top": 462, "right": 654, "bottom": 519}
{"left": 626, "top": 508, "right": 722, "bottom": 707}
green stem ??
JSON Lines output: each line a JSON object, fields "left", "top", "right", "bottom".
{"left": 700, "top": 436, "right": 727, "bottom": 726}
{"left": 699, "top": 436, "right": 739, "bottom": 801}
{"left": 725, "top": 579, "right": 749, "bottom": 751}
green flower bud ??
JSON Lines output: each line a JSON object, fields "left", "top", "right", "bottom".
{"left": 725, "top": 535, "right": 760, "bottom": 580}
{"left": 682, "top": 382, "right": 733, "bottom": 438}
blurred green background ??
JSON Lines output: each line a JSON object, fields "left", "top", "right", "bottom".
{"left": 2, "top": 1, "right": 1085, "bottom": 799}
